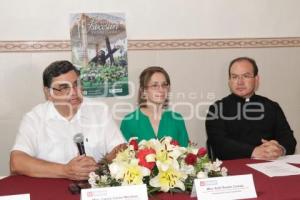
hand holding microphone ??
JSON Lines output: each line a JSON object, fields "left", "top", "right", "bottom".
{"left": 64, "top": 133, "right": 97, "bottom": 181}
{"left": 73, "top": 133, "right": 86, "bottom": 156}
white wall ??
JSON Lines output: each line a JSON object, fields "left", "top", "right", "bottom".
{"left": 1, "top": 0, "right": 300, "bottom": 40}
{"left": 0, "top": 0, "right": 300, "bottom": 175}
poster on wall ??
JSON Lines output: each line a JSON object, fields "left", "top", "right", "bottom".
{"left": 70, "top": 13, "right": 128, "bottom": 97}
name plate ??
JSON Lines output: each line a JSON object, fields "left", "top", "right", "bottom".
{"left": 81, "top": 184, "right": 148, "bottom": 200}
{"left": 0, "top": 194, "right": 30, "bottom": 200}
{"left": 191, "top": 174, "right": 257, "bottom": 200}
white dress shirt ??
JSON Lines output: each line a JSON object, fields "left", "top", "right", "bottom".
{"left": 12, "top": 99, "right": 125, "bottom": 164}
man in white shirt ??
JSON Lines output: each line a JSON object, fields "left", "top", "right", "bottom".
{"left": 10, "top": 60, "right": 126, "bottom": 180}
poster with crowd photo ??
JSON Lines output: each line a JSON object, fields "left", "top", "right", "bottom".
{"left": 70, "top": 13, "right": 128, "bottom": 97}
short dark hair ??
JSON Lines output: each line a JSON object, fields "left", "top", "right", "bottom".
{"left": 43, "top": 60, "right": 80, "bottom": 88}
{"left": 228, "top": 57, "right": 258, "bottom": 77}
{"left": 138, "top": 66, "right": 170, "bottom": 108}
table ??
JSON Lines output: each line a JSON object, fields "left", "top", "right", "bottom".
{"left": 1, "top": 158, "right": 300, "bottom": 200}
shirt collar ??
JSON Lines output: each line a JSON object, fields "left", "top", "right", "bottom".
{"left": 45, "top": 101, "right": 81, "bottom": 122}
{"left": 230, "top": 93, "right": 257, "bottom": 103}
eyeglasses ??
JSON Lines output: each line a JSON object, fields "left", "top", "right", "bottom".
{"left": 51, "top": 82, "right": 81, "bottom": 95}
{"left": 230, "top": 73, "right": 255, "bottom": 81}
{"left": 147, "top": 83, "right": 170, "bottom": 90}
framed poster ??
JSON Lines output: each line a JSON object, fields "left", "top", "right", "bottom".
{"left": 70, "top": 13, "right": 128, "bottom": 97}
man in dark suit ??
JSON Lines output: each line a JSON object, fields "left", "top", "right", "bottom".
{"left": 206, "top": 57, "right": 296, "bottom": 160}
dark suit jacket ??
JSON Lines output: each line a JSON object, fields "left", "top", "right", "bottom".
{"left": 206, "top": 93, "right": 297, "bottom": 160}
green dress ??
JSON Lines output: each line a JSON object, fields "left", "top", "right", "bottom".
{"left": 120, "top": 108, "right": 189, "bottom": 147}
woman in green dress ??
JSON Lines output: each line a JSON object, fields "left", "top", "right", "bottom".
{"left": 120, "top": 66, "right": 189, "bottom": 147}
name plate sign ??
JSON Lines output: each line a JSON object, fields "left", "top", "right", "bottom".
{"left": 191, "top": 174, "right": 257, "bottom": 200}
{"left": 0, "top": 194, "right": 30, "bottom": 200}
{"left": 81, "top": 184, "right": 148, "bottom": 200}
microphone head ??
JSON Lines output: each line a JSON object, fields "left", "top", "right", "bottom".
{"left": 73, "top": 133, "right": 84, "bottom": 144}
{"left": 73, "top": 133, "right": 86, "bottom": 155}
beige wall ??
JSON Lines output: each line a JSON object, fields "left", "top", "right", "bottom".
{"left": 1, "top": 0, "right": 300, "bottom": 175}
{"left": 1, "top": 0, "right": 300, "bottom": 40}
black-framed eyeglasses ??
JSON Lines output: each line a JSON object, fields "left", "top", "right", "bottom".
{"left": 51, "top": 82, "right": 81, "bottom": 95}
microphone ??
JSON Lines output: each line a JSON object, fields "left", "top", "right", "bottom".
{"left": 73, "top": 133, "right": 86, "bottom": 155}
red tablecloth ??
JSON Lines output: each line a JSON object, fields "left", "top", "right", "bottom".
{"left": 223, "top": 158, "right": 300, "bottom": 200}
{"left": 0, "top": 158, "right": 299, "bottom": 200}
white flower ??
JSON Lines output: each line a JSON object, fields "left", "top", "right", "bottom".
{"left": 139, "top": 138, "right": 160, "bottom": 149}
{"left": 221, "top": 167, "right": 228, "bottom": 176}
{"left": 204, "top": 159, "right": 223, "bottom": 172}
{"left": 89, "top": 137, "right": 227, "bottom": 193}
{"left": 214, "top": 159, "right": 223, "bottom": 168}
{"left": 88, "top": 172, "right": 100, "bottom": 188}
{"left": 113, "top": 148, "right": 135, "bottom": 163}
{"left": 145, "top": 153, "right": 156, "bottom": 162}
{"left": 150, "top": 166, "right": 187, "bottom": 192}
{"left": 122, "top": 159, "right": 150, "bottom": 185}
{"left": 185, "top": 146, "right": 199, "bottom": 155}
{"left": 128, "top": 137, "right": 138, "bottom": 141}
{"left": 197, "top": 171, "right": 208, "bottom": 179}
{"left": 155, "top": 148, "right": 180, "bottom": 171}
{"left": 109, "top": 158, "right": 150, "bottom": 185}
{"left": 109, "top": 161, "right": 126, "bottom": 179}
{"left": 180, "top": 161, "right": 195, "bottom": 175}
{"left": 100, "top": 175, "right": 108, "bottom": 182}
{"left": 153, "top": 138, "right": 185, "bottom": 172}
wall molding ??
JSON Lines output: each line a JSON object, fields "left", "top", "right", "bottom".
{"left": 1, "top": 37, "right": 300, "bottom": 53}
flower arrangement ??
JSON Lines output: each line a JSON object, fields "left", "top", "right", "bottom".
{"left": 88, "top": 137, "right": 227, "bottom": 194}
